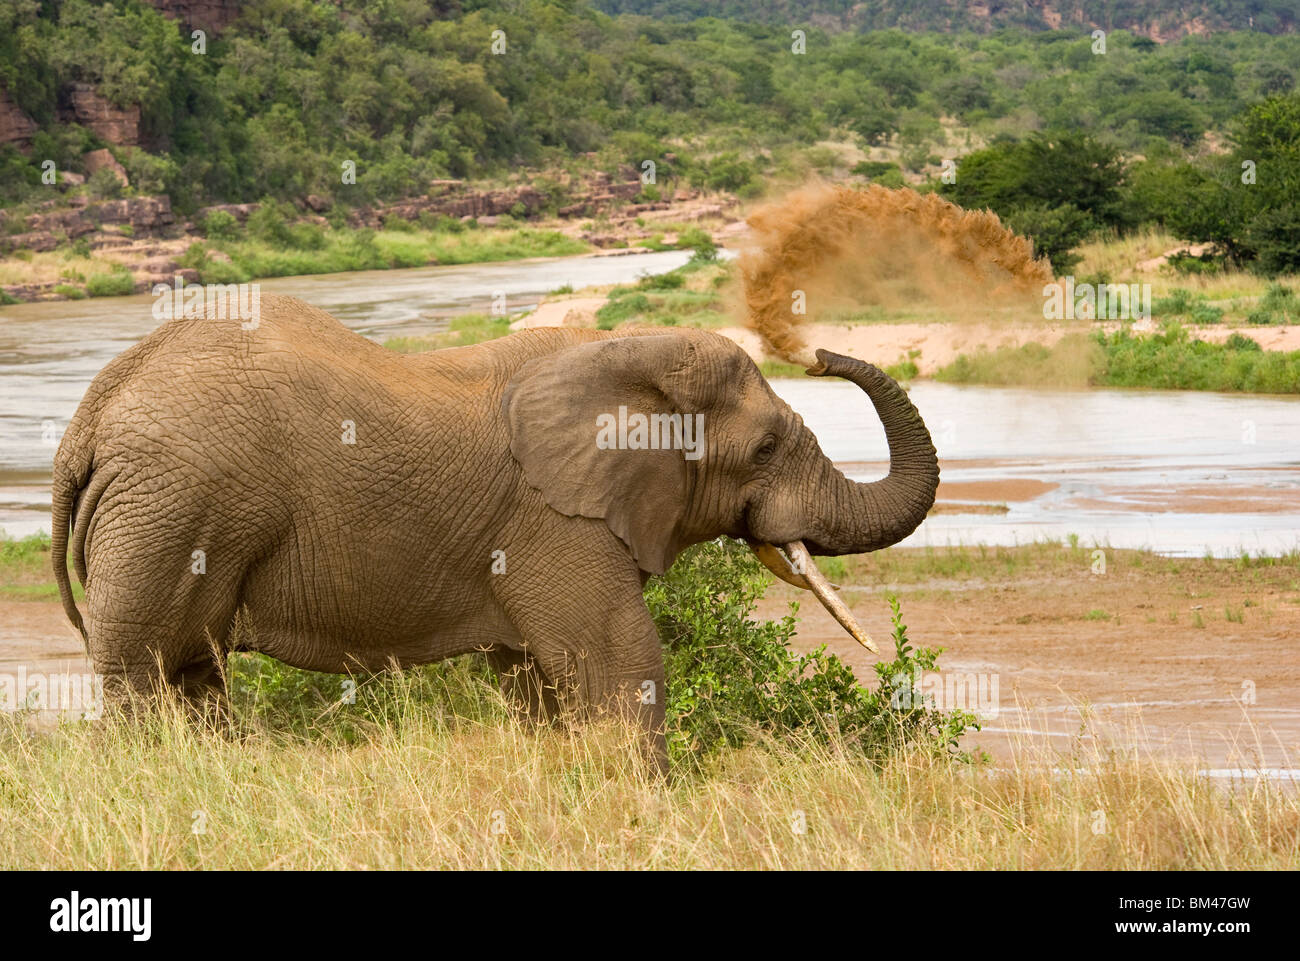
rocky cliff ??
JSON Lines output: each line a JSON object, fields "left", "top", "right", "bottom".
{"left": 143, "top": 0, "right": 242, "bottom": 34}
{"left": 0, "top": 89, "right": 38, "bottom": 151}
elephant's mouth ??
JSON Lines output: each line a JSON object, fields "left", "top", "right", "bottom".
{"left": 746, "top": 540, "right": 878, "bottom": 654}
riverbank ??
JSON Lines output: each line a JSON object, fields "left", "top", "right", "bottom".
{"left": 410, "top": 251, "right": 1300, "bottom": 393}
{"left": 0, "top": 172, "right": 743, "bottom": 304}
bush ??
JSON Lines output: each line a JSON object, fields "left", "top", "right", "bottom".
{"left": 851, "top": 160, "right": 897, "bottom": 179}
{"left": 884, "top": 356, "right": 920, "bottom": 380}
{"left": 1225, "top": 333, "right": 1261, "bottom": 352}
{"left": 646, "top": 539, "right": 978, "bottom": 767}
{"left": 382, "top": 213, "right": 417, "bottom": 232}
{"left": 595, "top": 292, "right": 652, "bottom": 329}
{"left": 677, "top": 226, "right": 717, "bottom": 263}
{"left": 85, "top": 268, "right": 135, "bottom": 298}
{"left": 937, "top": 326, "right": 1300, "bottom": 393}
{"left": 245, "top": 203, "right": 289, "bottom": 245}
{"left": 1260, "top": 283, "right": 1297, "bottom": 317}
{"left": 1152, "top": 288, "right": 1196, "bottom": 316}
{"left": 87, "top": 167, "right": 124, "bottom": 200}
{"left": 639, "top": 271, "right": 684, "bottom": 290}
{"left": 203, "top": 209, "right": 240, "bottom": 241}
{"left": 1167, "top": 250, "right": 1224, "bottom": 275}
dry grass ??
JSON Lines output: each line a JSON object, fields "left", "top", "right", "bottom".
{"left": 0, "top": 248, "right": 141, "bottom": 288}
{"left": 1, "top": 679, "right": 1295, "bottom": 869}
{"left": 1074, "top": 228, "right": 1300, "bottom": 310}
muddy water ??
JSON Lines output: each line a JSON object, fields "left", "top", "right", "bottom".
{"left": 1, "top": 250, "right": 1298, "bottom": 556}
{"left": 774, "top": 379, "right": 1300, "bottom": 558}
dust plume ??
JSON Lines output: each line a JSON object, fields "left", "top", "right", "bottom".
{"left": 736, "top": 183, "right": 1055, "bottom": 364}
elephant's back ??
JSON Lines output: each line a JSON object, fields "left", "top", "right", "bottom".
{"left": 62, "top": 295, "right": 396, "bottom": 494}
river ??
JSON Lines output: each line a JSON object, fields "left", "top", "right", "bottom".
{"left": 1, "top": 250, "right": 1297, "bottom": 556}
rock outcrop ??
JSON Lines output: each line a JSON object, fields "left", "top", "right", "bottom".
{"left": 84, "top": 148, "right": 130, "bottom": 187}
{"left": 143, "top": 0, "right": 242, "bottom": 34}
{"left": 62, "top": 84, "right": 140, "bottom": 147}
{"left": 0, "top": 88, "right": 38, "bottom": 150}
{"left": 1, "top": 195, "right": 175, "bottom": 253}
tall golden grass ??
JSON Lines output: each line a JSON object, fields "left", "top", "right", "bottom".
{"left": 2, "top": 674, "right": 1294, "bottom": 869}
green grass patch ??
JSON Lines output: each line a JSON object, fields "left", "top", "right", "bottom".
{"left": 758, "top": 360, "right": 810, "bottom": 378}
{"left": 84, "top": 268, "right": 135, "bottom": 298}
{"left": 0, "top": 531, "right": 82, "bottom": 599}
{"left": 936, "top": 325, "right": 1300, "bottom": 393}
{"left": 183, "top": 226, "right": 590, "bottom": 285}
{"left": 383, "top": 313, "right": 512, "bottom": 353}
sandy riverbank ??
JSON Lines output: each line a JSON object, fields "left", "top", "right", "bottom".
{"left": 516, "top": 285, "right": 1300, "bottom": 374}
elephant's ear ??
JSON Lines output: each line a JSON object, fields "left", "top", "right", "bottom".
{"left": 503, "top": 335, "right": 700, "bottom": 574}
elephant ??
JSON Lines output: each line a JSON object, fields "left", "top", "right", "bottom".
{"left": 52, "top": 294, "right": 938, "bottom": 766}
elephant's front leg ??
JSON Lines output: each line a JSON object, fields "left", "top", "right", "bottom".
{"left": 485, "top": 646, "right": 561, "bottom": 722}
{"left": 496, "top": 557, "right": 669, "bottom": 772}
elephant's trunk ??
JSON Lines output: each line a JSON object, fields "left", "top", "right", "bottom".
{"left": 749, "top": 349, "right": 939, "bottom": 656}
{"left": 800, "top": 349, "right": 939, "bottom": 556}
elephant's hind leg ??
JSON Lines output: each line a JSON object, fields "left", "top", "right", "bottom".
{"left": 174, "top": 654, "right": 233, "bottom": 728}
{"left": 84, "top": 547, "right": 244, "bottom": 724}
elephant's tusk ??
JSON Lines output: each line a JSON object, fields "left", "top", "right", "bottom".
{"left": 747, "top": 540, "right": 817, "bottom": 590}
{"left": 747, "top": 540, "right": 846, "bottom": 592}
{"left": 781, "top": 540, "right": 879, "bottom": 655}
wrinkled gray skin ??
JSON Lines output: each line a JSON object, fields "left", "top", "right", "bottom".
{"left": 53, "top": 295, "right": 937, "bottom": 766}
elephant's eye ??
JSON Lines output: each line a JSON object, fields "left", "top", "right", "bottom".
{"left": 754, "top": 436, "right": 778, "bottom": 465}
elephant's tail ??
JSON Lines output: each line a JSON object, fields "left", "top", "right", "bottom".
{"left": 51, "top": 456, "right": 90, "bottom": 652}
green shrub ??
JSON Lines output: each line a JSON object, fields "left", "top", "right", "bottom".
{"left": 1260, "top": 283, "right": 1297, "bottom": 318}
{"left": 1225, "top": 333, "right": 1261, "bottom": 352}
{"left": 1167, "top": 251, "right": 1224, "bottom": 275}
{"left": 639, "top": 271, "right": 684, "bottom": 290}
{"left": 286, "top": 222, "right": 327, "bottom": 250}
{"left": 53, "top": 283, "right": 86, "bottom": 299}
{"left": 202, "top": 210, "right": 240, "bottom": 241}
{"left": 1188, "top": 303, "right": 1223, "bottom": 324}
{"left": 229, "top": 650, "right": 501, "bottom": 741}
{"left": 85, "top": 268, "right": 135, "bottom": 297}
{"left": 647, "top": 539, "right": 978, "bottom": 767}
{"left": 246, "top": 202, "right": 295, "bottom": 247}
{"left": 885, "top": 358, "right": 920, "bottom": 380}
{"left": 677, "top": 226, "right": 717, "bottom": 263}
{"left": 382, "top": 213, "right": 417, "bottom": 232}
{"left": 87, "top": 167, "right": 124, "bottom": 200}
{"left": 596, "top": 292, "right": 652, "bottom": 329}
{"left": 1152, "top": 287, "right": 1195, "bottom": 316}
{"left": 851, "top": 160, "right": 897, "bottom": 179}
{"left": 936, "top": 326, "right": 1300, "bottom": 393}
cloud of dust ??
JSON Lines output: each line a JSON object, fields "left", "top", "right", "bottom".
{"left": 735, "top": 183, "right": 1056, "bottom": 365}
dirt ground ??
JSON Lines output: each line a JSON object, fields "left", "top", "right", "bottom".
{"left": 762, "top": 555, "right": 1300, "bottom": 773}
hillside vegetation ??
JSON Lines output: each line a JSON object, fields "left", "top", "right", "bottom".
{"left": 3, "top": 0, "right": 1298, "bottom": 217}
